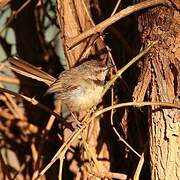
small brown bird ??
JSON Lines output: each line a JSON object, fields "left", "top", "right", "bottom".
{"left": 9, "top": 57, "right": 111, "bottom": 112}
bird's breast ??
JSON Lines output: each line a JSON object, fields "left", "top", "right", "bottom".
{"left": 65, "top": 83, "right": 104, "bottom": 112}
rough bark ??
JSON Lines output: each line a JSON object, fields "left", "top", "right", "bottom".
{"left": 133, "top": 5, "right": 180, "bottom": 180}
{"left": 57, "top": 0, "right": 106, "bottom": 67}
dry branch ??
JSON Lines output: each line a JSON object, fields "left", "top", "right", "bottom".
{"left": 67, "top": 0, "right": 168, "bottom": 49}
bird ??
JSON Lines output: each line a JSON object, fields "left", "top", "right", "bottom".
{"left": 8, "top": 57, "right": 112, "bottom": 112}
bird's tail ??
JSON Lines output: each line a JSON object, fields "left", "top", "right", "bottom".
{"left": 8, "top": 57, "right": 56, "bottom": 86}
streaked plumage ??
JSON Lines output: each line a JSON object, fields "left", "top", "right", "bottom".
{"left": 9, "top": 57, "right": 109, "bottom": 112}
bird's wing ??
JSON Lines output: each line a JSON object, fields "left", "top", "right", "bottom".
{"left": 46, "top": 69, "right": 82, "bottom": 96}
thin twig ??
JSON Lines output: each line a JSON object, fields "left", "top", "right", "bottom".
{"left": 39, "top": 0, "right": 59, "bottom": 27}
{"left": 38, "top": 99, "right": 180, "bottom": 177}
{"left": 12, "top": 156, "right": 31, "bottom": 180}
{"left": 32, "top": 100, "right": 62, "bottom": 179}
{"left": 67, "top": 0, "right": 167, "bottom": 49}
{"left": 111, "top": 0, "right": 122, "bottom": 16}
{"left": 0, "top": 76, "right": 20, "bottom": 84}
{"left": 39, "top": 111, "right": 93, "bottom": 177}
{"left": 88, "top": 168, "right": 127, "bottom": 179}
{"left": 3, "top": 91, "right": 24, "bottom": 119}
{"left": 102, "top": 41, "right": 157, "bottom": 96}
{"left": 133, "top": 152, "right": 145, "bottom": 180}
{"left": 0, "top": 87, "right": 72, "bottom": 129}
{"left": 82, "top": 0, "right": 118, "bottom": 72}
{"left": 81, "top": 134, "right": 102, "bottom": 171}
{"left": 39, "top": 129, "right": 80, "bottom": 177}
{"left": 95, "top": 101, "right": 180, "bottom": 117}
{"left": 58, "top": 156, "right": 64, "bottom": 180}
{"left": 39, "top": 99, "right": 178, "bottom": 178}
{"left": 0, "top": 152, "right": 12, "bottom": 180}
{"left": 112, "top": 126, "right": 141, "bottom": 158}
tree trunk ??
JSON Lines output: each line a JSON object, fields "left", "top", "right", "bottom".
{"left": 133, "top": 5, "right": 180, "bottom": 180}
